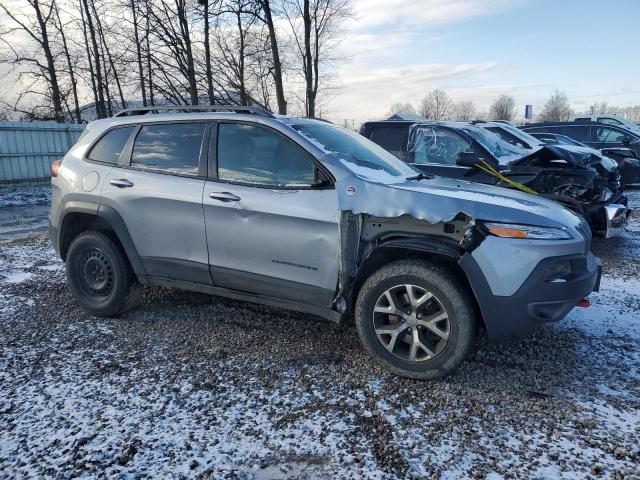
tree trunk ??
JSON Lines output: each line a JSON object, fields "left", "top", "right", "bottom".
{"left": 202, "top": 0, "right": 215, "bottom": 105}
{"left": 54, "top": 1, "right": 81, "bottom": 123}
{"left": 177, "top": 0, "right": 198, "bottom": 105}
{"left": 303, "top": 0, "right": 314, "bottom": 117}
{"left": 144, "top": 0, "right": 155, "bottom": 106}
{"left": 131, "top": 0, "right": 147, "bottom": 106}
{"left": 33, "top": 0, "right": 64, "bottom": 122}
{"left": 261, "top": 0, "right": 286, "bottom": 114}
{"left": 79, "top": 0, "right": 99, "bottom": 116}
{"left": 82, "top": 0, "right": 106, "bottom": 118}
{"left": 92, "top": 2, "right": 126, "bottom": 110}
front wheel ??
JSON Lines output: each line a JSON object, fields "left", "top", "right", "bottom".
{"left": 355, "top": 259, "right": 477, "bottom": 379}
{"left": 66, "top": 231, "right": 142, "bottom": 317}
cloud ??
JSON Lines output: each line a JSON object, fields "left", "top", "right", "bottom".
{"left": 347, "top": 0, "right": 526, "bottom": 32}
{"left": 325, "top": 62, "right": 503, "bottom": 121}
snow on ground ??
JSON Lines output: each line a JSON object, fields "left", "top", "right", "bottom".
{"left": 0, "top": 192, "right": 639, "bottom": 479}
{"left": 0, "top": 185, "right": 51, "bottom": 243}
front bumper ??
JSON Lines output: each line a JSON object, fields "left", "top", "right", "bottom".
{"left": 460, "top": 251, "right": 601, "bottom": 343}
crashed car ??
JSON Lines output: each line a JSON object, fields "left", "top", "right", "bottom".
{"left": 360, "top": 120, "right": 629, "bottom": 238}
{"left": 529, "top": 131, "right": 640, "bottom": 186}
{"left": 50, "top": 105, "right": 601, "bottom": 379}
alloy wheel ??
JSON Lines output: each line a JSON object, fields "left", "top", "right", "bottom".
{"left": 372, "top": 284, "right": 450, "bottom": 362}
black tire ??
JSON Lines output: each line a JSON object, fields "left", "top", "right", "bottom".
{"left": 355, "top": 259, "right": 477, "bottom": 380}
{"left": 65, "top": 230, "right": 142, "bottom": 317}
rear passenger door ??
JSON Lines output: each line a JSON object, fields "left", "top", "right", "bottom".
{"left": 101, "top": 122, "right": 212, "bottom": 285}
{"left": 203, "top": 121, "right": 340, "bottom": 307}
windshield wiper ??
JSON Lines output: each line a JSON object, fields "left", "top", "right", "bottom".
{"left": 406, "top": 172, "right": 434, "bottom": 181}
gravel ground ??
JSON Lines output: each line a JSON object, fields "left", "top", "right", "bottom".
{"left": 0, "top": 190, "right": 639, "bottom": 479}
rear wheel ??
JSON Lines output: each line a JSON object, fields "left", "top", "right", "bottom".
{"left": 66, "top": 231, "right": 142, "bottom": 316}
{"left": 355, "top": 259, "right": 477, "bottom": 379}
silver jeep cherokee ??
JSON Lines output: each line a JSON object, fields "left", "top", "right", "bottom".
{"left": 49, "top": 106, "right": 602, "bottom": 379}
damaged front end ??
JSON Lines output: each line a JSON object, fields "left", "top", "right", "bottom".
{"left": 506, "top": 146, "right": 630, "bottom": 237}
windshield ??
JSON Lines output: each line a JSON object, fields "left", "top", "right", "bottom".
{"left": 460, "top": 125, "right": 531, "bottom": 163}
{"left": 290, "top": 122, "right": 416, "bottom": 181}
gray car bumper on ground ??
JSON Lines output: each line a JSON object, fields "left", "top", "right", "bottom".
{"left": 459, "top": 251, "right": 602, "bottom": 343}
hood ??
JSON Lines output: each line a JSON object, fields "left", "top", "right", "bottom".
{"left": 335, "top": 174, "right": 581, "bottom": 231}
{"left": 512, "top": 145, "right": 614, "bottom": 170}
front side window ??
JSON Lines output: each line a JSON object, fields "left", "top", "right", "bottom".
{"left": 410, "top": 127, "right": 472, "bottom": 165}
{"left": 87, "top": 126, "right": 134, "bottom": 164}
{"left": 596, "top": 127, "right": 626, "bottom": 143}
{"left": 217, "top": 123, "right": 317, "bottom": 187}
{"left": 131, "top": 123, "right": 205, "bottom": 175}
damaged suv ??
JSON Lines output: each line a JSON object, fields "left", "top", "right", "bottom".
{"left": 50, "top": 106, "right": 601, "bottom": 379}
{"left": 360, "top": 120, "right": 629, "bottom": 238}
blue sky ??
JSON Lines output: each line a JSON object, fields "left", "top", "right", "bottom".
{"left": 327, "top": 0, "right": 640, "bottom": 123}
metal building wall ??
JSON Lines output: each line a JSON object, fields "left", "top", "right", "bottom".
{"left": 0, "top": 121, "right": 86, "bottom": 184}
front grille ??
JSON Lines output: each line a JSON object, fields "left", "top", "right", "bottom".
{"left": 576, "top": 220, "right": 592, "bottom": 252}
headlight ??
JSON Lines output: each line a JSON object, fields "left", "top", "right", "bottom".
{"left": 483, "top": 222, "right": 572, "bottom": 240}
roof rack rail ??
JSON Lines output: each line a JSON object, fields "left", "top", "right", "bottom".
{"left": 113, "top": 104, "right": 275, "bottom": 118}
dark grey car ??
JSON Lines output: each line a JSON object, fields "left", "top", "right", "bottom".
{"left": 49, "top": 106, "right": 601, "bottom": 379}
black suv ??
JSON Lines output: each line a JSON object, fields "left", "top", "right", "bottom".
{"left": 521, "top": 121, "right": 640, "bottom": 157}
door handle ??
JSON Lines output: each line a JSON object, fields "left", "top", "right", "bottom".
{"left": 110, "top": 179, "right": 134, "bottom": 188}
{"left": 209, "top": 192, "right": 241, "bottom": 202}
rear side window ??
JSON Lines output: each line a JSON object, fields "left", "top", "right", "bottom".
{"left": 87, "top": 126, "right": 134, "bottom": 164}
{"left": 217, "top": 123, "right": 316, "bottom": 187}
{"left": 560, "top": 125, "right": 590, "bottom": 142}
{"left": 369, "top": 126, "right": 408, "bottom": 160}
{"left": 131, "top": 123, "right": 205, "bottom": 176}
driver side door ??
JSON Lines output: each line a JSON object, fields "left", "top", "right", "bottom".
{"left": 203, "top": 121, "right": 340, "bottom": 307}
{"left": 408, "top": 126, "right": 497, "bottom": 183}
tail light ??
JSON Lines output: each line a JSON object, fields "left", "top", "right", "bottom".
{"left": 51, "top": 159, "right": 62, "bottom": 178}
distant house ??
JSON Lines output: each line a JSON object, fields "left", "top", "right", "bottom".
{"left": 386, "top": 113, "right": 425, "bottom": 121}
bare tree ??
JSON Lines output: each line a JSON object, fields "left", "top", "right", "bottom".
{"left": 0, "top": 0, "right": 65, "bottom": 122}
{"left": 419, "top": 89, "right": 451, "bottom": 120}
{"left": 129, "top": 0, "right": 148, "bottom": 106}
{"left": 149, "top": 0, "right": 199, "bottom": 105}
{"left": 80, "top": 0, "right": 108, "bottom": 117}
{"left": 53, "top": 0, "right": 81, "bottom": 122}
{"left": 589, "top": 101, "right": 609, "bottom": 115}
{"left": 387, "top": 102, "right": 416, "bottom": 117}
{"left": 489, "top": 94, "right": 515, "bottom": 121}
{"left": 211, "top": 0, "right": 264, "bottom": 106}
{"left": 284, "top": 0, "right": 351, "bottom": 118}
{"left": 452, "top": 100, "right": 476, "bottom": 121}
{"left": 257, "top": 0, "right": 286, "bottom": 114}
{"left": 541, "top": 90, "right": 573, "bottom": 122}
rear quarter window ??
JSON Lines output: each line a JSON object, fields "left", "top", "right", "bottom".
{"left": 87, "top": 126, "right": 135, "bottom": 164}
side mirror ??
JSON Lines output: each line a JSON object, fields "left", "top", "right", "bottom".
{"left": 456, "top": 151, "right": 480, "bottom": 167}
{"left": 622, "top": 136, "right": 632, "bottom": 147}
